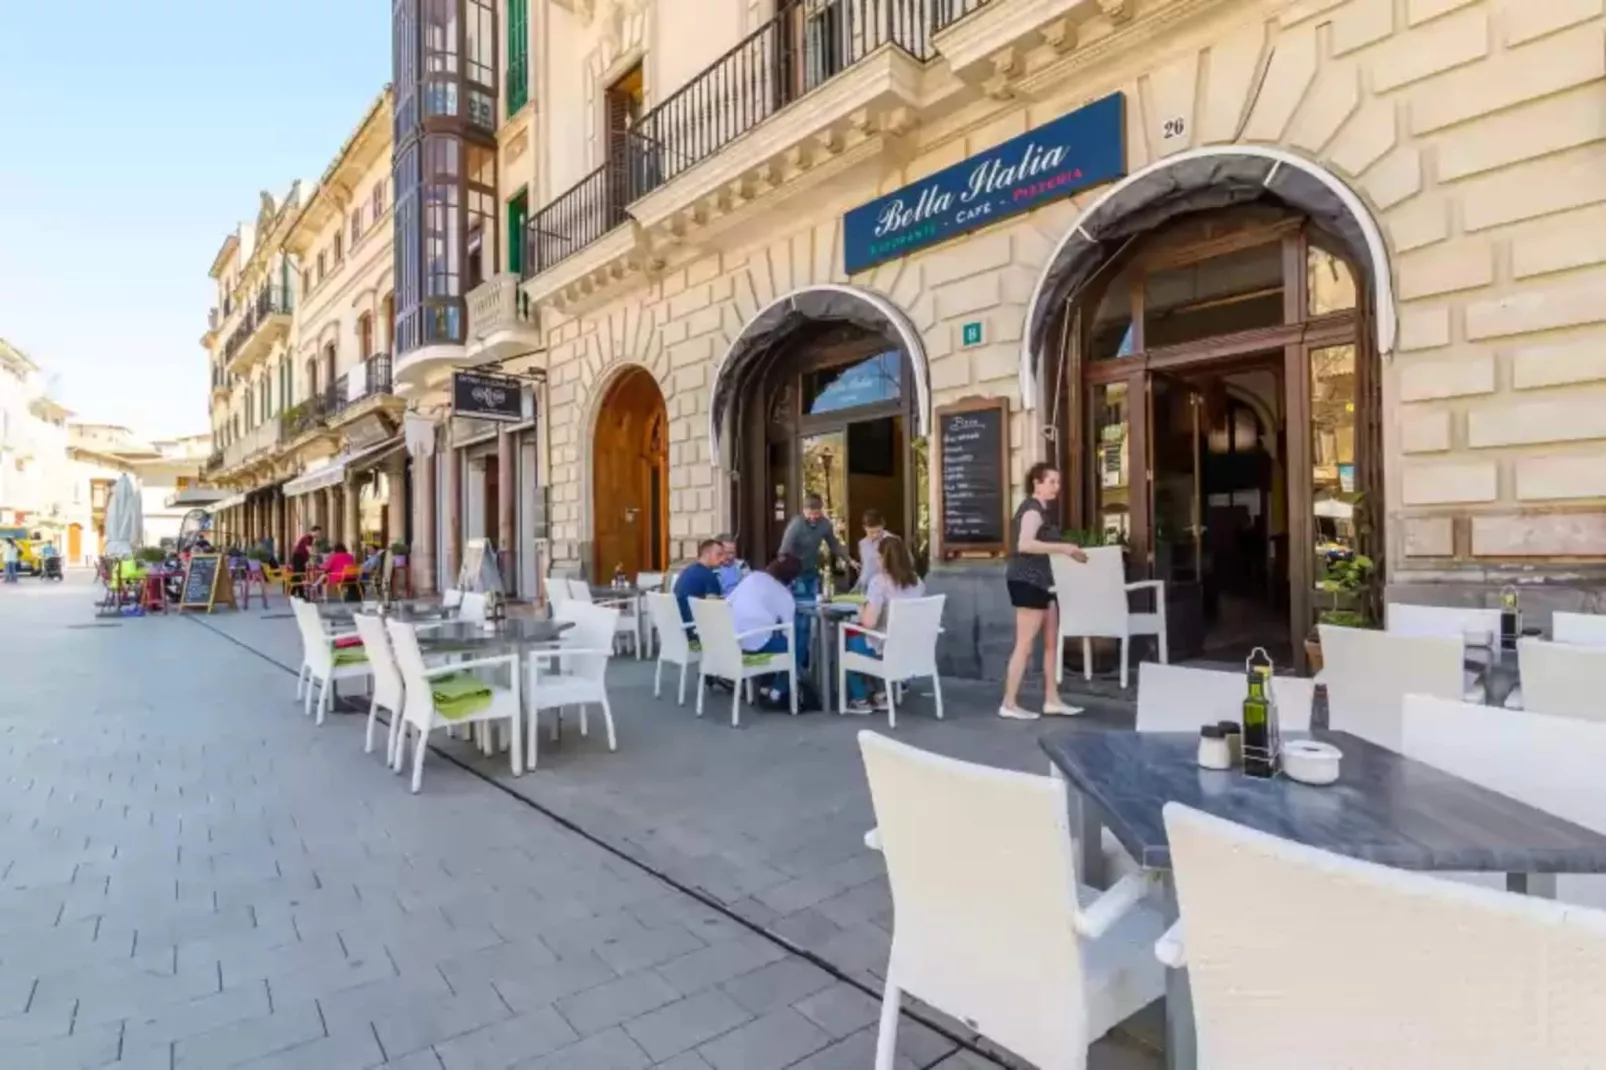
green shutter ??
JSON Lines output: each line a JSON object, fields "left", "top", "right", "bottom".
{"left": 507, "top": 191, "right": 529, "bottom": 275}
{"left": 506, "top": 0, "right": 529, "bottom": 117}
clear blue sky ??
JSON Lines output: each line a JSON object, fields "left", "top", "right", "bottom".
{"left": 0, "top": 1, "right": 390, "bottom": 439}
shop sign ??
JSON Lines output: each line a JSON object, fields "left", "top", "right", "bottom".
{"left": 842, "top": 92, "right": 1126, "bottom": 276}
{"left": 451, "top": 370, "right": 524, "bottom": 423}
{"left": 961, "top": 321, "right": 985, "bottom": 348}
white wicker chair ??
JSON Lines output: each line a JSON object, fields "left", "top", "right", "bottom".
{"left": 1386, "top": 602, "right": 1500, "bottom": 698}
{"left": 1403, "top": 693, "right": 1606, "bottom": 906}
{"left": 859, "top": 732, "right": 1165, "bottom": 1070}
{"left": 838, "top": 595, "right": 946, "bottom": 729}
{"left": 1163, "top": 800, "right": 1606, "bottom": 1069}
{"left": 1050, "top": 546, "right": 1167, "bottom": 689}
{"left": 526, "top": 601, "right": 619, "bottom": 764}
{"left": 1318, "top": 624, "right": 1467, "bottom": 751}
{"left": 352, "top": 613, "right": 405, "bottom": 764}
{"left": 290, "top": 598, "right": 372, "bottom": 726}
{"left": 385, "top": 619, "right": 522, "bottom": 793}
{"left": 1553, "top": 611, "right": 1606, "bottom": 647}
{"left": 689, "top": 597, "right": 796, "bottom": 727}
{"left": 1135, "top": 661, "right": 1315, "bottom": 733}
{"left": 1508, "top": 637, "right": 1606, "bottom": 721}
{"left": 645, "top": 592, "right": 699, "bottom": 706}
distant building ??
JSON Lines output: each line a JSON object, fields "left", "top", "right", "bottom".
{"left": 0, "top": 336, "right": 74, "bottom": 547}
{"left": 66, "top": 426, "right": 220, "bottom": 560}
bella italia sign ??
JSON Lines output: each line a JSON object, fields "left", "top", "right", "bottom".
{"left": 842, "top": 93, "right": 1126, "bottom": 276}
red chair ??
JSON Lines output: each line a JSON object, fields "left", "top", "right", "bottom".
{"left": 141, "top": 572, "right": 167, "bottom": 614}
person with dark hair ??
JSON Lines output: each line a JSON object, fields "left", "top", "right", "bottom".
{"left": 843, "top": 534, "right": 925, "bottom": 714}
{"left": 1000, "top": 462, "right": 1089, "bottom": 721}
{"left": 778, "top": 494, "right": 854, "bottom": 666}
{"left": 673, "top": 538, "right": 726, "bottom": 638}
{"left": 728, "top": 554, "right": 802, "bottom": 702}
{"left": 853, "top": 508, "right": 888, "bottom": 593}
{"left": 321, "top": 542, "right": 359, "bottom": 602}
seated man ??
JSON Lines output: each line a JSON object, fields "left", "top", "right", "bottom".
{"left": 714, "top": 534, "right": 747, "bottom": 596}
{"left": 727, "top": 554, "right": 802, "bottom": 702}
{"left": 673, "top": 539, "right": 725, "bottom": 640}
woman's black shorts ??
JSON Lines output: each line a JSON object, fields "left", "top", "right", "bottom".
{"left": 1007, "top": 580, "right": 1054, "bottom": 610}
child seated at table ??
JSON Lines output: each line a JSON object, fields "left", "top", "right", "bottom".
{"left": 321, "top": 543, "right": 360, "bottom": 602}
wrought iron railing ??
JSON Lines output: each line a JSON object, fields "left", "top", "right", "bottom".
{"left": 524, "top": 167, "right": 627, "bottom": 277}
{"left": 222, "top": 285, "right": 294, "bottom": 364}
{"left": 523, "top": 0, "right": 934, "bottom": 279}
{"left": 325, "top": 354, "right": 394, "bottom": 419}
{"left": 932, "top": 0, "right": 990, "bottom": 31}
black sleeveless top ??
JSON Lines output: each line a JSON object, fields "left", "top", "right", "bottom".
{"left": 1005, "top": 497, "right": 1057, "bottom": 590}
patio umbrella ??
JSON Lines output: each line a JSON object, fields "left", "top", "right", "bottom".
{"left": 103, "top": 474, "right": 142, "bottom": 557}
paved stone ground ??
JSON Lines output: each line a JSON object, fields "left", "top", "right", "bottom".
{"left": 0, "top": 577, "right": 1159, "bottom": 1068}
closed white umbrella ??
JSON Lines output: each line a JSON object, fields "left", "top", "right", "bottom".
{"left": 103, "top": 474, "right": 142, "bottom": 557}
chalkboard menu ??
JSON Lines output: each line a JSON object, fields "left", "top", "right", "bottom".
{"left": 180, "top": 553, "right": 222, "bottom": 611}
{"left": 178, "top": 553, "right": 235, "bottom": 612}
{"left": 937, "top": 398, "right": 1009, "bottom": 558}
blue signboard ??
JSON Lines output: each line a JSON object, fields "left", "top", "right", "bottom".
{"left": 843, "top": 92, "right": 1127, "bottom": 276}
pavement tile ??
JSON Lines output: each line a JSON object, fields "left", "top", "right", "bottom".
{"left": 171, "top": 1000, "right": 326, "bottom": 1069}
{"left": 655, "top": 933, "right": 789, "bottom": 995}
{"left": 619, "top": 990, "right": 753, "bottom": 1062}
{"left": 695, "top": 1006, "right": 834, "bottom": 1069}
{"left": 792, "top": 981, "right": 883, "bottom": 1040}
{"left": 554, "top": 968, "right": 681, "bottom": 1035}
{"left": 490, "top": 952, "right": 620, "bottom": 1014}
{"left": 719, "top": 957, "right": 835, "bottom": 1016}
{"left": 433, "top": 1005, "right": 578, "bottom": 1070}
{"left": 510, "top": 1025, "right": 652, "bottom": 1069}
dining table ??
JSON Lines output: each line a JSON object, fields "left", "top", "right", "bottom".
{"left": 1041, "top": 727, "right": 1606, "bottom": 1070}
{"left": 590, "top": 584, "right": 652, "bottom": 657}
{"left": 796, "top": 598, "right": 862, "bottom": 706}
{"left": 317, "top": 600, "right": 454, "bottom": 625}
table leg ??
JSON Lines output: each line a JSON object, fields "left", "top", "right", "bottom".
{"left": 1160, "top": 874, "right": 1198, "bottom": 1070}
{"left": 816, "top": 615, "right": 833, "bottom": 709}
{"left": 1507, "top": 872, "right": 1557, "bottom": 898}
{"left": 1074, "top": 788, "right": 1107, "bottom": 891}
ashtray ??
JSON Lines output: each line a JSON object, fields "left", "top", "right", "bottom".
{"left": 1283, "top": 740, "right": 1342, "bottom": 786}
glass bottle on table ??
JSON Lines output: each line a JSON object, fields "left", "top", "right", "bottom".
{"left": 1242, "top": 647, "right": 1279, "bottom": 778}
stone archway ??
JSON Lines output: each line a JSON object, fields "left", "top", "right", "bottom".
{"left": 1018, "top": 145, "right": 1398, "bottom": 410}
{"left": 590, "top": 365, "right": 669, "bottom": 580}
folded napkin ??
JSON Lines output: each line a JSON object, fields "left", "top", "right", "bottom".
{"left": 431, "top": 672, "right": 494, "bottom": 721}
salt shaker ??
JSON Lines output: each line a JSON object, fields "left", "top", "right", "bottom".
{"left": 1217, "top": 721, "right": 1242, "bottom": 766}
{"left": 1197, "top": 725, "right": 1232, "bottom": 770}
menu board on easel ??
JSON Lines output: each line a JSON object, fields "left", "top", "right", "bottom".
{"left": 937, "top": 397, "right": 1010, "bottom": 559}
{"left": 178, "top": 553, "right": 237, "bottom": 612}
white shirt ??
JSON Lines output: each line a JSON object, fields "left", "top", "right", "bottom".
{"left": 2, "top": 543, "right": 17, "bottom": 565}
{"left": 727, "top": 571, "right": 796, "bottom": 652}
{"left": 856, "top": 534, "right": 883, "bottom": 592}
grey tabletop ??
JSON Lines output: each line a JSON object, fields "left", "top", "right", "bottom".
{"left": 318, "top": 601, "right": 449, "bottom": 622}
{"left": 416, "top": 618, "right": 573, "bottom": 651}
{"left": 1041, "top": 728, "right": 1606, "bottom": 874}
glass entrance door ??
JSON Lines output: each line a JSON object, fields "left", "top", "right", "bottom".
{"left": 1147, "top": 372, "right": 1203, "bottom": 595}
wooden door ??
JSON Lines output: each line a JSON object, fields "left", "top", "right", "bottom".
{"left": 592, "top": 368, "right": 668, "bottom": 581}
{"left": 67, "top": 523, "right": 81, "bottom": 563}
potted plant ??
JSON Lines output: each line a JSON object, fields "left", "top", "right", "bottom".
{"left": 134, "top": 546, "right": 167, "bottom": 566}
{"left": 313, "top": 537, "right": 332, "bottom": 555}
{"left": 389, "top": 540, "right": 408, "bottom": 566}
{"left": 1306, "top": 551, "right": 1377, "bottom": 673}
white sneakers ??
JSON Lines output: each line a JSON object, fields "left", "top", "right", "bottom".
{"left": 998, "top": 700, "right": 1086, "bottom": 720}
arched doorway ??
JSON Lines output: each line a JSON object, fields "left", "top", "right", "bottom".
{"left": 591, "top": 367, "right": 669, "bottom": 581}
{"left": 710, "top": 285, "right": 933, "bottom": 572}
{"left": 1042, "top": 204, "right": 1371, "bottom": 666}
{"left": 734, "top": 324, "right": 929, "bottom": 572}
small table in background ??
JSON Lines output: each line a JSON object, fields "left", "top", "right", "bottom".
{"left": 798, "top": 599, "right": 861, "bottom": 707}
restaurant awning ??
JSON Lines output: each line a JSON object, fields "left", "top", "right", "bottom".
{"left": 282, "top": 441, "right": 393, "bottom": 498}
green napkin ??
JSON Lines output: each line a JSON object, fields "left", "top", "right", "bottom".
{"left": 430, "top": 672, "right": 493, "bottom": 721}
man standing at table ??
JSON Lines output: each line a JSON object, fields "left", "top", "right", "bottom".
{"left": 854, "top": 509, "right": 888, "bottom": 594}
{"left": 777, "top": 494, "right": 855, "bottom": 667}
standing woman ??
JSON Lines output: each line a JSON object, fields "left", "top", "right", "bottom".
{"left": 1000, "top": 462, "right": 1088, "bottom": 720}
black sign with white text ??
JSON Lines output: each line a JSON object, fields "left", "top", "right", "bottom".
{"left": 451, "top": 371, "right": 524, "bottom": 422}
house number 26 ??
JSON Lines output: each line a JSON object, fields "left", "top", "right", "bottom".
{"left": 1162, "top": 117, "right": 1186, "bottom": 140}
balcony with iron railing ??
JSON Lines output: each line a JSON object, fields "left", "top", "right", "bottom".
{"left": 524, "top": 0, "right": 932, "bottom": 292}
{"left": 327, "top": 353, "right": 397, "bottom": 419}
{"left": 222, "top": 285, "right": 294, "bottom": 373}
{"left": 466, "top": 274, "right": 540, "bottom": 363}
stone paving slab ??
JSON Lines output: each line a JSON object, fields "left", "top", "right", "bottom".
{"left": 1, "top": 580, "right": 1160, "bottom": 1068}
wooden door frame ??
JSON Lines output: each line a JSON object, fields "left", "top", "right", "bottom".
{"left": 1059, "top": 222, "right": 1370, "bottom": 668}
{"left": 590, "top": 367, "right": 668, "bottom": 579}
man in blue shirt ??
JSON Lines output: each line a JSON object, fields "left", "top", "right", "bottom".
{"left": 674, "top": 539, "right": 726, "bottom": 638}
{"left": 715, "top": 534, "right": 746, "bottom": 596}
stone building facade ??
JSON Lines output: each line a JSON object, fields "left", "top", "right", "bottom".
{"left": 506, "top": 0, "right": 1605, "bottom": 673}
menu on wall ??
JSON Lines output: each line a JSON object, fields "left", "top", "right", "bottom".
{"left": 938, "top": 399, "right": 1009, "bottom": 557}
